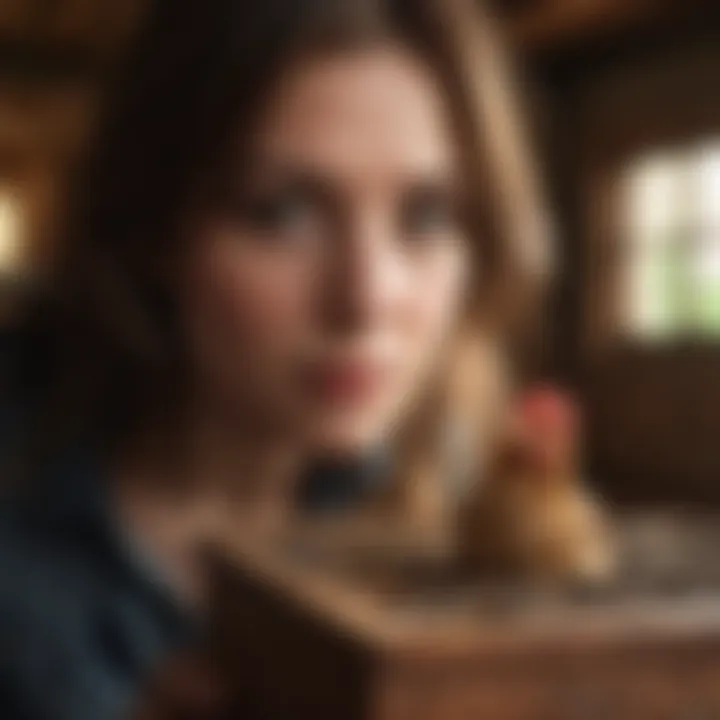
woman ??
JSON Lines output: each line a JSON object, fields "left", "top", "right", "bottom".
{"left": 0, "top": 0, "right": 548, "bottom": 717}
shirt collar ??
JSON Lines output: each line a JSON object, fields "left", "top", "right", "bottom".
{"left": 297, "top": 450, "right": 391, "bottom": 511}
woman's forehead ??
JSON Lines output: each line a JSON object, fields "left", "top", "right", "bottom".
{"left": 245, "top": 46, "right": 461, "bottom": 183}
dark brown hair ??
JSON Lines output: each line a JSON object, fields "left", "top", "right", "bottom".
{"left": 6, "top": 0, "right": 549, "bottom": 511}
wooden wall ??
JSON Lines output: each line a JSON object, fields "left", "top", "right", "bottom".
{"left": 539, "top": 21, "right": 720, "bottom": 505}
{"left": 2, "top": 0, "right": 720, "bottom": 505}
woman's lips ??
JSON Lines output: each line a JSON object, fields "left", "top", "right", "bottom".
{"left": 303, "top": 361, "right": 388, "bottom": 404}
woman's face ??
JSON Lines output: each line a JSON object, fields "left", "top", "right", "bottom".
{"left": 180, "top": 46, "right": 472, "bottom": 454}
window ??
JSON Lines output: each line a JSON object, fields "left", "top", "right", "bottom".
{"left": 0, "top": 187, "right": 25, "bottom": 276}
{"left": 621, "top": 137, "right": 720, "bottom": 341}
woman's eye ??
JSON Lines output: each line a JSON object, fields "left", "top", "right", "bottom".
{"left": 241, "top": 194, "right": 317, "bottom": 234}
{"left": 401, "top": 191, "right": 461, "bottom": 239}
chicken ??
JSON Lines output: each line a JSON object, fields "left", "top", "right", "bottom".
{"left": 457, "top": 385, "right": 616, "bottom": 584}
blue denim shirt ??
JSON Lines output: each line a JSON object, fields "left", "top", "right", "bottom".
{"left": 0, "top": 443, "right": 386, "bottom": 720}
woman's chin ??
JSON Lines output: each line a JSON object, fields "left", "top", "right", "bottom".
{"left": 301, "top": 413, "right": 389, "bottom": 457}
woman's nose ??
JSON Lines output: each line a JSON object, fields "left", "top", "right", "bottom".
{"left": 324, "top": 211, "right": 407, "bottom": 334}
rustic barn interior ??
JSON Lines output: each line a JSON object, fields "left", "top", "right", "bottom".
{"left": 2, "top": 1, "right": 720, "bottom": 718}
{"left": 2, "top": 0, "right": 718, "bottom": 507}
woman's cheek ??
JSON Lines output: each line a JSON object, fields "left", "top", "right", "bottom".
{"left": 208, "top": 237, "right": 310, "bottom": 344}
{"left": 414, "top": 251, "right": 469, "bottom": 350}
{"left": 182, "top": 236, "right": 312, "bottom": 394}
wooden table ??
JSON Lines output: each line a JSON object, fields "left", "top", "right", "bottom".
{"left": 210, "top": 513, "right": 720, "bottom": 719}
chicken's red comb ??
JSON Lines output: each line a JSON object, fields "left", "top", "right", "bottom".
{"left": 518, "top": 385, "right": 579, "bottom": 432}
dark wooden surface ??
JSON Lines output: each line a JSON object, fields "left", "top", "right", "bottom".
{"left": 210, "top": 513, "right": 720, "bottom": 719}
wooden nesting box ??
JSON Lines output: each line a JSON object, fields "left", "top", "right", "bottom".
{"left": 210, "top": 515, "right": 720, "bottom": 719}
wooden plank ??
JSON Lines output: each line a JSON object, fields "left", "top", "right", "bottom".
{"left": 505, "top": 0, "right": 696, "bottom": 52}
{"left": 215, "top": 512, "right": 720, "bottom": 652}
{"left": 0, "top": 0, "right": 38, "bottom": 40}
{"left": 0, "top": 0, "right": 148, "bottom": 55}
{"left": 46, "top": 0, "right": 99, "bottom": 44}
{"left": 212, "top": 515, "right": 720, "bottom": 719}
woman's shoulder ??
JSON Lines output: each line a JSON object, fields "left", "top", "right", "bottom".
{"left": 0, "top": 495, "right": 54, "bottom": 577}
{"left": 0, "top": 494, "right": 90, "bottom": 629}
{"left": 0, "top": 493, "right": 163, "bottom": 720}
{"left": 0, "top": 497, "right": 122, "bottom": 719}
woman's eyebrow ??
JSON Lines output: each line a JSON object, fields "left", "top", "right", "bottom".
{"left": 212, "top": 157, "right": 338, "bottom": 207}
{"left": 240, "top": 156, "right": 342, "bottom": 192}
{"left": 405, "top": 174, "right": 464, "bottom": 194}
{"left": 401, "top": 174, "right": 469, "bottom": 212}
{"left": 227, "top": 148, "right": 465, "bottom": 197}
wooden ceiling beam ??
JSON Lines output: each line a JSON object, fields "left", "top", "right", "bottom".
{"left": 0, "top": 0, "right": 714, "bottom": 68}
{"left": 504, "top": 0, "right": 702, "bottom": 53}
{"left": 0, "top": 0, "right": 146, "bottom": 57}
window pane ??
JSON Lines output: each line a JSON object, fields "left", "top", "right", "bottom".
{"left": 622, "top": 149, "right": 691, "bottom": 338}
{"left": 691, "top": 138, "right": 720, "bottom": 336}
{"left": 695, "top": 138, "right": 720, "bottom": 230}
{"left": 0, "top": 188, "right": 25, "bottom": 275}
{"left": 691, "top": 230, "right": 720, "bottom": 335}
{"left": 622, "top": 151, "right": 690, "bottom": 243}
{"left": 626, "top": 243, "right": 682, "bottom": 339}
{"left": 622, "top": 140, "right": 720, "bottom": 341}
